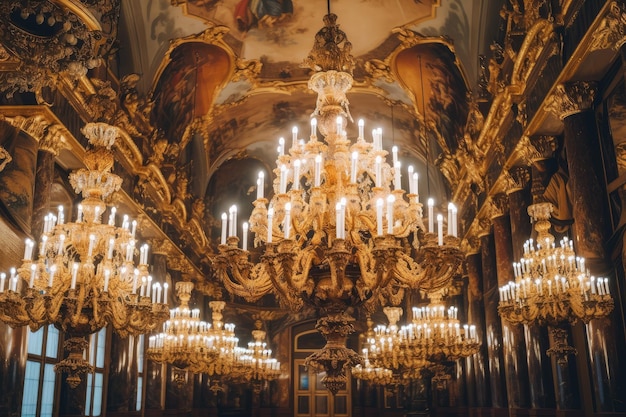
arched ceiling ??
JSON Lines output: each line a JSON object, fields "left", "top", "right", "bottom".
{"left": 116, "top": 0, "right": 504, "bottom": 217}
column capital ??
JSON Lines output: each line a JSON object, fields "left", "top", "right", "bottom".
{"left": 39, "top": 124, "right": 69, "bottom": 155}
{"left": 487, "top": 193, "right": 509, "bottom": 220}
{"left": 545, "top": 81, "right": 597, "bottom": 120}
{"left": 504, "top": 166, "right": 531, "bottom": 194}
{"left": 518, "top": 135, "right": 558, "bottom": 164}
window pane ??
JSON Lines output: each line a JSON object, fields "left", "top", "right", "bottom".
{"left": 298, "top": 365, "right": 308, "bottom": 390}
{"left": 315, "top": 395, "right": 328, "bottom": 414}
{"left": 41, "top": 364, "right": 56, "bottom": 417}
{"left": 137, "top": 335, "right": 145, "bottom": 374}
{"left": 21, "top": 361, "right": 41, "bottom": 417}
{"left": 93, "top": 373, "right": 104, "bottom": 416}
{"left": 96, "top": 328, "right": 106, "bottom": 368}
{"left": 27, "top": 327, "right": 44, "bottom": 356}
{"left": 297, "top": 396, "right": 309, "bottom": 414}
{"left": 315, "top": 372, "right": 326, "bottom": 391}
{"left": 45, "top": 325, "right": 59, "bottom": 358}
{"left": 136, "top": 376, "right": 143, "bottom": 411}
{"left": 334, "top": 395, "right": 348, "bottom": 414}
{"left": 85, "top": 373, "right": 93, "bottom": 414}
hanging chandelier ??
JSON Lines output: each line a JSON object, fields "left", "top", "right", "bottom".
{"left": 147, "top": 285, "right": 282, "bottom": 387}
{"left": 498, "top": 202, "right": 614, "bottom": 362}
{"left": 361, "top": 291, "right": 479, "bottom": 383}
{"left": 0, "top": 122, "right": 169, "bottom": 388}
{"left": 212, "top": 13, "right": 465, "bottom": 394}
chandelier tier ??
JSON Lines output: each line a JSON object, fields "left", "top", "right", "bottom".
{"left": 498, "top": 202, "right": 614, "bottom": 362}
{"left": 213, "top": 12, "right": 465, "bottom": 394}
{"left": 0, "top": 122, "right": 169, "bottom": 388}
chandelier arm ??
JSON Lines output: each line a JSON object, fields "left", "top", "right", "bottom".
{"left": 392, "top": 252, "right": 425, "bottom": 289}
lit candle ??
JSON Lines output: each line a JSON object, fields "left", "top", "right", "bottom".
{"left": 351, "top": 151, "right": 358, "bottom": 183}
{"left": 221, "top": 213, "right": 227, "bottom": 244}
{"left": 163, "top": 282, "right": 169, "bottom": 303}
{"left": 87, "top": 234, "right": 96, "bottom": 258}
{"left": 48, "top": 265, "right": 56, "bottom": 288}
{"left": 336, "top": 202, "right": 342, "bottom": 239}
{"left": 394, "top": 162, "right": 401, "bottom": 191}
{"left": 257, "top": 171, "right": 265, "bottom": 200}
{"left": 392, "top": 146, "right": 398, "bottom": 166}
{"left": 310, "top": 118, "right": 317, "bottom": 140}
{"left": 229, "top": 205, "right": 238, "bottom": 238}
{"left": 267, "top": 207, "right": 274, "bottom": 243}
{"left": 39, "top": 235, "right": 48, "bottom": 257}
{"left": 24, "top": 238, "right": 34, "bottom": 261}
{"left": 358, "top": 119, "right": 364, "bottom": 139}
{"left": 375, "top": 156, "right": 382, "bottom": 187}
{"left": 107, "top": 238, "right": 115, "bottom": 259}
{"left": 108, "top": 207, "right": 116, "bottom": 226}
{"left": 279, "top": 164, "right": 287, "bottom": 194}
{"left": 314, "top": 154, "right": 322, "bottom": 187}
{"left": 242, "top": 222, "right": 249, "bottom": 251}
{"left": 428, "top": 198, "right": 434, "bottom": 233}
{"left": 142, "top": 244, "right": 149, "bottom": 264}
{"left": 140, "top": 276, "right": 146, "bottom": 297}
{"left": 437, "top": 214, "right": 443, "bottom": 245}
{"left": 387, "top": 195, "right": 395, "bottom": 234}
{"left": 336, "top": 116, "right": 342, "bottom": 135}
{"left": 103, "top": 269, "right": 110, "bottom": 292}
{"left": 77, "top": 204, "right": 83, "bottom": 223}
{"left": 340, "top": 197, "right": 346, "bottom": 239}
{"left": 293, "top": 160, "right": 301, "bottom": 190}
{"left": 30, "top": 264, "right": 37, "bottom": 288}
{"left": 71, "top": 262, "right": 78, "bottom": 290}
{"left": 58, "top": 205, "right": 64, "bottom": 225}
{"left": 155, "top": 283, "right": 162, "bottom": 304}
{"left": 132, "top": 269, "right": 139, "bottom": 294}
{"left": 146, "top": 275, "right": 153, "bottom": 298}
{"left": 447, "top": 203, "right": 455, "bottom": 236}
{"left": 292, "top": 126, "right": 298, "bottom": 149}
{"left": 57, "top": 234, "right": 65, "bottom": 255}
{"left": 131, "top": 220, "right": 137, "bottom": 238}
{"left": 407, "top": 166, "right": 415, "bottom": 194}
{"left": 10, "top": 268, "right": 17, "bottom": 292}
{"left": 284, "top": 203, "right": 291, "bottom": 239}
{"left": 452, "top": 204, "right": 458, "bottom": 237}
{"left": 0, "top": 272, "right": 5, "bottom": 293}
{"left": 376, "top": 198, "right": 384, "bottom": 236}
{"left": 278, "top": 137, "right": 285, "bottom": 156}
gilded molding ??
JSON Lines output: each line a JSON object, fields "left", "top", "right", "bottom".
{"left": 544, "top": 81, "right": 597, "bottom": 120}
{"left": 364, "top": 58, "right": 395, "bottom": 83}
{"left": 589, "top": 2, "right": 626, "bottom": 52}
{"left": 0, "top": 146, "right": 12, "bottom": 172}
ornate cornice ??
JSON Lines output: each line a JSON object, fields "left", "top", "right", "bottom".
{"left": 39, "top": 124, "right": 69, "bottom": 155}
{"left": 487, "top": 193, "right": 509, "bottom": 219}
{"left": 504, "top": 166, "right": 531, "bottom": 193}
{"left": 589, "top": 2, "right": 626, "bottom": 52}
{"left": 544, "top": 81, "right": 597, "bottom": 120}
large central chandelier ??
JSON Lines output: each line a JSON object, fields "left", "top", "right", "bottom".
{"left": 498, "top": 202, "right": 614, "bottom": 362}
{"left": 0, "top": 123, "right": 169, "bottom": 387}
{"left": 213, "top": 13, "right": 464, "bottom": 393}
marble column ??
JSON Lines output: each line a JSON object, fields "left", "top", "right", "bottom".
{"left": 480, "top": 229, "right": 507, "bottom": 408}
{"left": 465, "top": 252, "right": 489, "bottom": 408}
{"left": 548, "top": 81, "right": 622, "bottom": 412}
{"left": 489, "top": 194, "right": 531, "bottom": 411}
{"left": 106, "top": 333, "right": 136, "bottom": 413}
{"left": 507, "top": 167, "right": 555, "bottom": 409}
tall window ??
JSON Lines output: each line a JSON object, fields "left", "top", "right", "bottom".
{"left": 136, "top": 334, "right": 145, "bottom": 411}
{"left": 85, "top": 327, "right": 107, "bottom": 417}
{"left": 22, "top": 325, "right": 61, "bottom": 417}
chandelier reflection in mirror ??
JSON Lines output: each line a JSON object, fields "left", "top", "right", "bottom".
{"left": 0, "top": 122, "right": 170, "bottom": 388}
{"left": 498, "top": 202, "right": 614, "bottom": 362}
{"left": 147, "top": 282, "right": 281, "bottom": 388}
{"left": 213, "top": 13, "right": 465, "bottom": 394}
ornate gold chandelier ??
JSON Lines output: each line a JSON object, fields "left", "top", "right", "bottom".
{"left": 147, "top": 284, "right": 282, "bottom": 387}
{"left": 0, "top": 122, "right": 169, "bottom": 387}
{"left": 361, "top": 291, "right": 479, "bottom": 382}
{"left": 213, "top": 13, "right": 465, "bottom": 394}
{"left": 498, "top": 202, "right": 614, "bottom": 362}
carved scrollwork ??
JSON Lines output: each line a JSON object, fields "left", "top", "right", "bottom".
{"left": 590, "top": 1, "right": 626, "bottom": 52}
{"left": 0, "top": 146, "right": 12, "bottom": 173}
{"left": 545, "top": 81, "right": 597, "bottom": 120}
